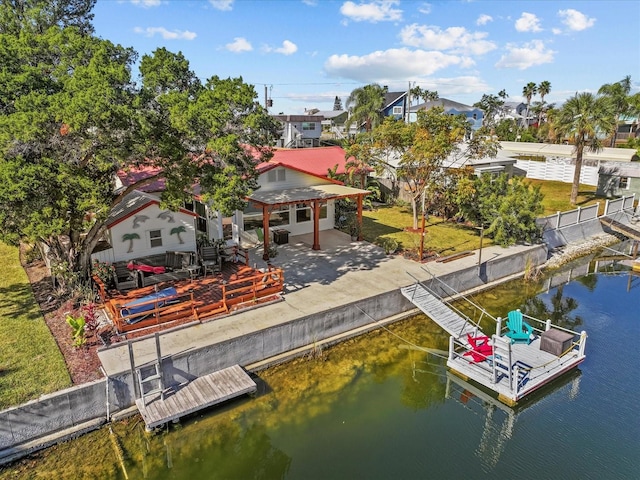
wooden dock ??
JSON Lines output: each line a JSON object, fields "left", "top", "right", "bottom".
{"left": 401, "top": 283, "right": 478, "bottom": 338}
{"left": 401, "top": 281, "right": 587, "bottom": 406}
{"left": 600, "top": 217, "right": 640, "bottom": 241}
{"left": 136, "top": 364, "right": 257, "bottom": 430}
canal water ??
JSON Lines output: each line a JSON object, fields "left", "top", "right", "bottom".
{"left": 2, "top": 261, "right": 639, "bottom": 479}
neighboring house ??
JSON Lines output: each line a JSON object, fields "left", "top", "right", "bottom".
{"left": 500, "top": 101, "right": 529, "bottom": 127}
{"left": 597, "top": 162, "right": 640, "bottom": 198}
{"left": 382, "top": 91, "right": 408, "bottom": 121}
{"left": 272, "top": 114, "right": 323, "bottom": 148}
{"left": 316, "top": 110, "right": 349, "bottom": 139}
{"left": 614, "top": 115, "right": 639, "bottom": 146}
{"left": 92, "top": 190, "right": 198, "bottom": 264}
{"left": 410, "top": 98, "right": 484, "bottom": 134}
{"left": 500, "top": 141, "right": 639, "bottom": 163}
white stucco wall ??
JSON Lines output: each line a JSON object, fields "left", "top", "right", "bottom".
{"left": 109, "top": 204, "right": 197, "bottom": 262}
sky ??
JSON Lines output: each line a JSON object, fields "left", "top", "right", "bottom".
{"left": 92, "top": 0, "right": 640, "bottom": 114}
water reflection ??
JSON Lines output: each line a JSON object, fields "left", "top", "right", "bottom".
{"left": 2, "top": 250, "right": 639, "bottom": 479}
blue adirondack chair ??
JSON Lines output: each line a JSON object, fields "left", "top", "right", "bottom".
{"left": 505, "top": 310, "right": 534, "bottom": 344}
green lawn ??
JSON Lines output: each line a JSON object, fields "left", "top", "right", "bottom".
{"left": 362, "top": 204, "right": 491, "bottom": 256}
{"left": 526, "top": 179, "right": 604, "bottom": 216}
{"left": 0, "top": 242, "right": 70, "bottom": 409}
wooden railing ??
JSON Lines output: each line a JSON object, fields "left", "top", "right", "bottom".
{"left": 110, "top": 290, "right": 197, "bottom": 334}
{"left": 221, "top": 266, "right": 284, "bottom": 310}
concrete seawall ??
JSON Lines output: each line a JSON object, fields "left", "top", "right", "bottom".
{"left": 0, "top": 242, "right": 547, "bottom": 461}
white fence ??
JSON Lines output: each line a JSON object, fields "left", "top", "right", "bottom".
{"left": 515, "top": 160, "right": 599, "bottom": 186}
{"left": 536, "top": 203, "right": 600, "bottom": 232}
{"left": 536, "top": 194, "right": 637, "bottom": 232}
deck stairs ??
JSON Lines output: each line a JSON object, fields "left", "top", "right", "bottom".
{"left": 400, "top": 283, "right": 479, "bottom": 339}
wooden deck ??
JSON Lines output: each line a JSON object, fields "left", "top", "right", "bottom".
{"left": 401, "top": 283, "right": 478, "bottom": 338}
{"left": 97, "top": 262, "right": 284, "bottom": 337}
{"left": 402, "top": 282, "right": 587, "bottom": 406}
{"left": 136, "top": 364, "right": 257, "bottom": 430}
{"left": 447, "top": 334, "right": 586, "bottom": 406}
{"left": 600, "top": 217, "right": 640, "bottom": 241}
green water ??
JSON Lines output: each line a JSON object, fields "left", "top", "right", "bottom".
{"left": 2, "top": 266, "right": 639, "bottom": 479}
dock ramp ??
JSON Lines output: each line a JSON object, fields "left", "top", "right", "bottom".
{"left": 401, "top": 283, "right": 478, "bottom": 339}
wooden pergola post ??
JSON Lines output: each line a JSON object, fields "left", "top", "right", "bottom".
{"left": 312, "top": 200, "right": 321, "bottom": 250}
{"left": 356, "top": 194, "right": 364, "bottom": 241}
{"left": 262, "top": 204, "right": 270, "bottom": 261}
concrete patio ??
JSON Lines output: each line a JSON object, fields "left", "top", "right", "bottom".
{"left": 98, "top": 229, "right": 544, "bottom": 376}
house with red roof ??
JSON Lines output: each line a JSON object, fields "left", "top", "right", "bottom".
{"left": 94, "top": 146, "right": 369, "bottom": 264}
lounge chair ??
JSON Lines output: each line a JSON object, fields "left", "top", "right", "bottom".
{"left": 505, "top": 310, "right": 534, "bottom": 344}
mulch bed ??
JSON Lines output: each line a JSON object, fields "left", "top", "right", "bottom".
{"left": 20, "top": 249, "right": 104, "bottom": 385}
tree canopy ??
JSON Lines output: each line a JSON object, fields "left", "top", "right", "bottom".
{"left": 345, "top": 83, "right": 387, "bottom": 133}
{"left": 554, "top": 92, "right": 615, "bottom": 204}
{"left": 0, "top": 3, "right": 278, "bottom": 279}
{"left": 456, "top": 173, "right": 543, "bottom": 246}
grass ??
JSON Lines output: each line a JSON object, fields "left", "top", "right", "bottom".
{"left": 0, "top": 242, "right": 70, "bottom": 410}
{"left": 362, "top": 204, "right": 492, "bottom": 257}
{"left": 526, "top": 179, "right": 604, "bottom": 216}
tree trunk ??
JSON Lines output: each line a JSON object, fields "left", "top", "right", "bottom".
{"left": 570, "top": 143, "right": 584, "bottom": 205}
{"left": 411, "top": 195, "right": 419, "bottom": 230}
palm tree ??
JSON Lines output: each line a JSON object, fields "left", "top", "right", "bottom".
{"left": 537, "top": 80, "right": 551, "bottom": 125}
{"left": 345, "top": 83, "right": 387, "bottom": 133}
{"left": 122, "top": 233, "right": 140, "bottom": 253}
{"left": 170, "top": 225, "right": 186, "bottom": 244}
{"left": 598, "top": 75, "right": 635, "bottom": 147}
{"left": 522, "top": 82, "right": 538, "bottom": 129}
{"left": 554, "top": 92, "right": 616, "bottom": 205}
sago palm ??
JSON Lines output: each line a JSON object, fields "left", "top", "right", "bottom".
{"left": 554, "top": 92, "right": 615, "bottom": 205}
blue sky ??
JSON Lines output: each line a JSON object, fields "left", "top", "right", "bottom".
{"left": 93, "top": 0, "right": 640, "bottom": 114}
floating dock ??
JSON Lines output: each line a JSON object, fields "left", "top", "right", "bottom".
{"left": 402, "top": 281, "right": 587, "bottom": 406}
{"left": 136, "top": 364, "right": 257, "bottom": 430}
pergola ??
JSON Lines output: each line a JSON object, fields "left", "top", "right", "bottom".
{"left": 247, "top": 184, "right": 370, "bottom": 259}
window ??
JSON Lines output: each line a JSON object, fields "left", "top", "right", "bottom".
{"left": 619, "top": 177, "right": 629, "bottom": 190}
{"left": 302, "top": 122, "right": 316, "bottom": 131}
{"left": 296, "top": 203, "right": 311, "bottom": 223}
{"left": 314, "top": 203, "right": 328, "bottom": 219}
{"left": 267, "top": 168, "right": 286, "bottom": 183}
{"left": 392, "top": 106, "right": 403, "bottom": 115}
{"left": 243, "top": 203, "right": 263, "bottom": 231}
{"left": 270, "top": 205, "right": 290, "bottom": 227}
{"left": 149, "top": 229, "right": 162, "bottom": 248}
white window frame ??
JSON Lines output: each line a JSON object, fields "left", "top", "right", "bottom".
{"left": 619, "top": 176, "right": 630, "bottom": 190}
{"left": 149, "top": 229, "right": 163, "bottom": 248}
{"left": 392, "top": 106, "right": 403, "bottom": 115}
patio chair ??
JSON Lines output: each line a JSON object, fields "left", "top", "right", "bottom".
{"left": 505, "top": 309, "right": 534, "bottom": 344}
{"left": 200, "top": 246, "right": 221, "bottom": 276}
{"left": 255, "top": 227, "right": 264, "bottom": 246}
{"left": 463, "top": 333, "right": 493, "bottom": 363}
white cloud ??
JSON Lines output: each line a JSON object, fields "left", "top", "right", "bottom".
{"left": 133, "top": 27, "right": 196, "bottom": 40}
{"left": 418, "top": 3, "right": 431, "bottom": 15}
{"left": 552, "top": 28, "right": 562, "bottom": 35}
{"left": 558, "top": 9, "right": 595, "bottom": 31}
{"left": 130, "top": 0, "right": 161, "bottom": 7}
{"left": 495, "top": 40, "right": 555, "bottom": 70}
{"left": 324, "top": 48, "right": 467, "bottom": 83}
{"left": 476, "top": 14, "right": 493, "bottom": 26}
{"left": 340, "top": 1, "right": 402, "bottom": 23}
{"left": 515, "top": 12, "right": 542, "bottom": 32}
{"left": 400, "top": 24, "right": 496, "bottom": 55}
{"left": 225, "top": 37, "right": 252, "bottom": 53}
{"left": 264, "top": 40, "right": 298, "bottom": 56}
{"left": 209, "top": 0, "right": 233, "bottom": 11}
{"left": 302, "top": 0, "right": 318, "bottom": 5}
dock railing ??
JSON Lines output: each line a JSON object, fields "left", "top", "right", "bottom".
{"left": 411, "top": 269, "right": 499, "bottom": 337}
